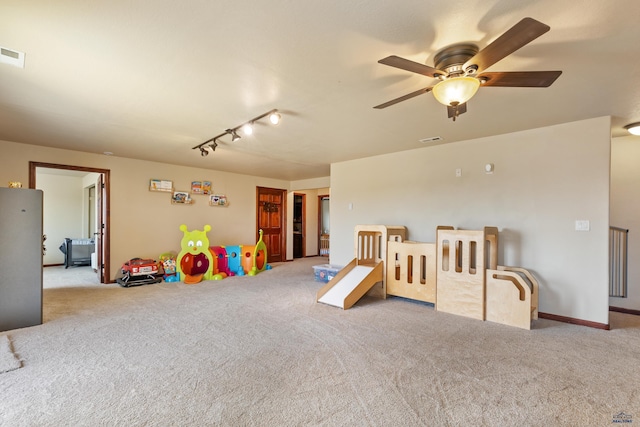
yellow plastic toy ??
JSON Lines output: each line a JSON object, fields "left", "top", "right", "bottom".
{"left": 175, "top": 225, "right": 270, "bottom": 284}
{"left": 176, "top": 225, "right": 215, "bottom": 284}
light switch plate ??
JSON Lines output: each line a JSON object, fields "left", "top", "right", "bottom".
{"left": 575, "top": 220, "right": 590, "bottom": 231}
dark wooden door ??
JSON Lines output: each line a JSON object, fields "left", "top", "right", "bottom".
{"left": 256, "top": 187, "right": 286, "bottom": 263}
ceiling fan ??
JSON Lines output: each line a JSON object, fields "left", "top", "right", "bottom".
{"left": 374, "top": 17, "right": 562, "bottom": 121}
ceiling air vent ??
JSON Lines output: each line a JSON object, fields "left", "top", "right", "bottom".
{"left": 0, "top": 46, "right": 25, "bottom": 68}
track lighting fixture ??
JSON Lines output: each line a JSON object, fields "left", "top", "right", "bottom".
{"left": 192, "top": 109, "right": 282, "bottom": 155}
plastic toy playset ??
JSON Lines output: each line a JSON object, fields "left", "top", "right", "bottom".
{"left": 317, "top": 225, "right": 539, "bottom": 330}
{"left": 117, "top": 224, "right": 270, "bottom": 287}
{"left": 159, "top": 252, "right": 179, "bottom": 282}
{"left": 176, "top": 224, "right": 269, "bottom": 284}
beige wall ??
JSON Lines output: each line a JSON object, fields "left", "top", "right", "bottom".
{"left": 37, "top": 173, "right": 84, "bottom": 265}
{"left": 610, "top": 135, "right": 640, "bottom": 310}
{"left": 330, "top": 117, "right": 611, "bottom": 325}
{"left": 0, "top": 139, "right": 294, "bottom": 280}
{"left": 81, "top": 172, "right": 100, "bottom": 241}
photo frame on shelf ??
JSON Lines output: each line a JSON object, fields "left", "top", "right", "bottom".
{"left": 172, "top": 191, "right": 192, "bottom": 204}
{"left": 149, "top": 179, "right": 173, "bottom": 192}
{"left": 209, "top": 194, "right": 228, "bottom": 207}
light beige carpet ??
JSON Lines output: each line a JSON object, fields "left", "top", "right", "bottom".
{"left": 0, "top": 335, "right": 21, "bottom": 373}
{"left": 1, "top": 257, "right": 639, "bottom": 426}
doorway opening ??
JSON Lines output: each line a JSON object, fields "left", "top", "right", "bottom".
{"left": 29, "top": 162, "right": 111, "bottom": 284}
{"left": 293, "top": 194, "right": 306, "bottom": 258}
{"left": 318, "top": 195, "right": 330, "bottom": 256}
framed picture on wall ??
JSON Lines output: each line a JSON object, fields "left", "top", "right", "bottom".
{"left": 149, "top": 179, "right": 173, "bottom": 192}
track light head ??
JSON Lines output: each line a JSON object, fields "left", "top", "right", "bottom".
{"left": 209, "top": 141, "right": 218, "bottom": 151}
{"left": 227, "top": 129, "right": 241, "bottom": 142}
{"left": 200, "top": 146, "right": 209, "bottom": 157}
{"left": 242, "top": 123, "right": 254, "bottom": 136}
{"left": 269, "top": 112, "right": 281, "bottom": 125}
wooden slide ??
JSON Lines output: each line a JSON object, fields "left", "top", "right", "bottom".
{"left": 316, "top": 259, "right": 384, "bottom": 309}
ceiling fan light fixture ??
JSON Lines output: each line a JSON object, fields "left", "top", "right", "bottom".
{"left": 625, "top": 122, "right": 640, "bottom": 136}
{"left": 432, "top": 76, "right": 480, "bottom": 107}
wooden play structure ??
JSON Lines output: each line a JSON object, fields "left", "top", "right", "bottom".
{"left": 386, "top": 239, "right": 437, "bottom": 305}
{"left": 317, "top": 224, "right": 539, "bottom": 330}
{"left": 316, "top": 225, "right": 406, "bottom": 309}
{"left": 435, "top": 226, "right": 538, "bottom": 329}
{"left": 436, "top": 227, "right": 493, "bottom": 321}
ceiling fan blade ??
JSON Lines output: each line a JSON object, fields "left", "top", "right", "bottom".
{"left": 463, "top": 17, "right": 551, "bottom": 74}
{"left": 374, "top": 87, "right": 432, "bottom": 109}
{"left": 378, "top": 55, "right": 445, "bottom": 78}
{"left": 478, "top": 71, "right": 562, "bottom": 87}
{"left": 447, "top": 103, "right": 467, "bottom": 120}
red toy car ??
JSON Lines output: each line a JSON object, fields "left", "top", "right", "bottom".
{"left": 122, "top": 258, "right": 158, "bottom": 276}
{"left": 117, "top": 258, "right": 161, "bottom": 287}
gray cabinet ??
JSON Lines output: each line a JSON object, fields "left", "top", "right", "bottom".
{"left": 0, "top": 188, "right": 43, "bottom": 332}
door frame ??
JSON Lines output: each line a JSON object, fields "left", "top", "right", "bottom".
{"left": 29, "top": 161, "right": 111, "bottom": 284}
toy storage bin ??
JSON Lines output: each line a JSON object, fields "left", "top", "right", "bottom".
{"left": 313, "top": 264, "right": 341, "bottom": 283}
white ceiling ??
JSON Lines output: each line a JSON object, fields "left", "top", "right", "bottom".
{"left": 2, "top": 1, "right": 639, "bottom": 181}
